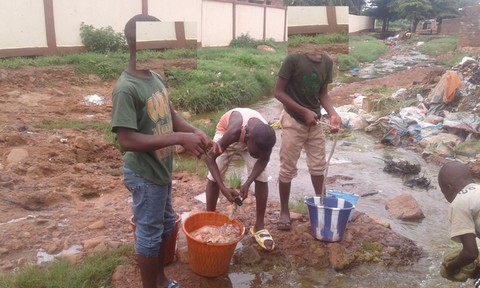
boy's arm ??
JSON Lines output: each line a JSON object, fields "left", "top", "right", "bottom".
{"left": 240, "top": 153, "right": 270, "bottom": 199}
{"left": 318, "top": 84, "right": 341, "bottom": 133}
{"left": 116, "top": 127, "right": 207, "bottom": 158}
{"left": 443, "top": 233, "right": 478, "bottom": 276}
{"left": 274, "top": 77, "right": 318, "bottom": 125}
{"left": 202, "top": 151, "right": 239, "bottom": 203}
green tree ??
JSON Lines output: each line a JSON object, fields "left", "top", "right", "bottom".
{"left": 390, "top": 0, "right": 433, "bottom": 32}
{"left": 364, "top": 0, "right": 396, "bottom": 32}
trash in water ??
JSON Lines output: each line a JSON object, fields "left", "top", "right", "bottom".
{"left": 405, "top": 176, "right": 433, "bottom": 190}
{"left": 382, "top": 159, "right": 421, "bottom": 175}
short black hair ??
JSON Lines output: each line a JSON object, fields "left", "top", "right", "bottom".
{"left": 249, "top": 123, "right": 276, "bottom": 152}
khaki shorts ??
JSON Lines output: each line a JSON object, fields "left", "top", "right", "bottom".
{"left": 207, "top": 133, "right": 268, "bottom": 183}
{"left": 278, "top": 110, "right": 326, "bottom": 183}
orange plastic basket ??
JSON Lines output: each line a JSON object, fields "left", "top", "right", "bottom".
{"left": 182, "top": 211, "right": 245, "bottom": 277}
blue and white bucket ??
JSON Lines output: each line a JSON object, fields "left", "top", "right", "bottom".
{"left": 305, "top": 196, "right": 355, "bottom": 242}
{"left": 327, "top": 191, "right": 360, "bottom": 222}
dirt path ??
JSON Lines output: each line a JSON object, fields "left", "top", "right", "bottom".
{"left": 0, "top": 47, "right": 440, "bottom": 286}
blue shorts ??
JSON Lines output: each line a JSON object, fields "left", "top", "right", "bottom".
{"left": 123, "top": 165, "right": 176, "bottom": 257}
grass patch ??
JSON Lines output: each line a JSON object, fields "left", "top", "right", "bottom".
{"left": 0, "top": 245, "right": 134, "bottom": 288}
{"left": 173, "top": 154, "right": 208, "bottom": 178}
{"left": 439, "top": 52, "right": 468, "bottom": 67}
{"left": 335, "top": 54, "right": 359, "bottom": 71}
{"left": 416, "top": 36, "right": 458, "bottom": 56}
{"left": 289, "top": 195, "right": 308, "bottom": 216}
{"left": 226, "top": 172, "right": 242, "bottom": 189}
{"left": 0, "top": 53, "right": 128, "bottom": 80}
{"left": 168, "top": 46, "right": 286, "bottom": 113}
{"left": 349, "top": 35, "right": 388, "bottom": 63}
{"left": 288, "top": 33, "right": 348, "bottom": 47}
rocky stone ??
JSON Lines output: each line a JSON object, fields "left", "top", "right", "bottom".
{"left": 6, "top": 148, "right": 29, "bottom": 164}
{"left": 233, "top": 245, "right": 261, "bottom": 265}
{"left": 257, "top": 45, "right": 276, "bottom": 52}
{"left": 83, "top": 236, "right": 108, "bottom": 250}
{"left": 74, "top": 136, "right": 91, "bottom": 150}
{"left": 328, "top": 242, "right": 355, "bottom": 271}
{"left": 385, "top": 193, "right": 425, "bottom": 220}
{"left": 290, "top": 212, "right": 304, "bottom": 221}
{"left": 88, "top": 220, "right": 106, "bottom": 230}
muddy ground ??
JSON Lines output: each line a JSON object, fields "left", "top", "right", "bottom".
{"left": 0, "top": 45, "right": 449, "bottom": 287}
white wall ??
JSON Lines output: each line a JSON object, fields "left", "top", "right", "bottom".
{"left": 266, "top": 8, "right": 285, "bottom": 41}
{"left": 0, "top": 0, "right": 47, "bottom": 49}
{"left": 235, "top": 5, "right": 264, "bottom": 40}
{"left": 349, "top": 14, "right": 374, "bottom": 33}
{"left": 201, "top": 1, "right": 233, "bottom": 47}
{"left": 336, "top": 6, "right": 349, "bottom": 25}
{"left": 53, "top": 0, "right": 140, "bottom": 47}
{"left": 287, "top": 6, "right": 328, "bottom": 26}
{"left": 148, "top": 0, "right": 202, "bottom": 42}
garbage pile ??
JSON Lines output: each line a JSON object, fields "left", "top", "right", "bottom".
{"left": 341, "top": 56, "right": 480, "bottom": 162}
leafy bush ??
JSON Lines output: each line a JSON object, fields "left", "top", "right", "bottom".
{"left": 80, "top": 23, "right": 127, "bottom": 54}
{"left": 229, "top": 33, "right": 259, "bottom": 48}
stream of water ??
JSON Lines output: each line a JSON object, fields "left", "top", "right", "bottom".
{"left": 220, "top": 46, "right": 472, "bottom": 287}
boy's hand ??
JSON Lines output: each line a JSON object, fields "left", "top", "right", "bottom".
{"left": 329, "top": 114, "right": 341, "bottom": 133}
{"left": 302, "top": 110, "right": 319, "bottom": 126}
{"left": 240, "top": 183, "right": 250, "bottom": 199}
{"left": 181, "top": 133, "right": 209, "bottom": 158}
{"left": 220, "top": 187, "right": 239, "bottom": 203}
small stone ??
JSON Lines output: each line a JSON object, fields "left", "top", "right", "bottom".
{"left": 88, "top": 220, "right": 106, "bottom": 230}
{"left": 6, "top": 148, "right": 29, "bottom": 164}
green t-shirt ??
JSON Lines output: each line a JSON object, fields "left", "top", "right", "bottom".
{"left": 278, "top": 54, "right": 333, "bottom": 124}
{"left": 111, "top": 71, "right": 174, "bottom": 185}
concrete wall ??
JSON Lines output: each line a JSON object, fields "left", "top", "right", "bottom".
{"left": 0, "top": 0, "right": 48, "bottom": 49}
{"left": 53, "top": 0, "right": 140, "bottom": 48}
{"left": 349, "top": 14, "right": 374, "bottom": 33}
{"left": 287, "top": 6, "right": 350, "bottom": 35}
{"left": 441, "top": 18, "right": 461, "bottom": 35}
{"left": 202, "top": 1, "right": 234, "bottom": 47}
{"left": 236, "top": 5, "right": 265, "bottom": 39}
{"left": 458, "top": 5, "right": 480, "bottom": 54}
{"left": 0, "top": 0, "right": 287, "bottom": 57}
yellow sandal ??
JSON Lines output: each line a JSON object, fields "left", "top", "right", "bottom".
{"left": 249, "top": 227, "right": 275, "bottom": 251}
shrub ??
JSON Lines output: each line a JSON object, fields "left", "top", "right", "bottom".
{"left": 229, "top": 33, "right": 259, "bottom": 48}
{"left": 80, "top": 23, "right": 127, "bottom": 54}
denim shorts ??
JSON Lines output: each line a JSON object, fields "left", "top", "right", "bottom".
{"left": 123, "top": 165, "right": 176, "bottom": 257}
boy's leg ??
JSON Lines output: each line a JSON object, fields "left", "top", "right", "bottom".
{"left": 311, "top": 175, "right": 325, "bottom": 196}
{"left": 253, "top": 180, "right": 268, "bottom": 231}
{"left": 304, "top": 122, "right": 327, "bottom": 196}
{"left": 156, "top": 185, "right": 176, "bottom": 286}
{"left": 205, "top": 179, "right": 220, "bottom": 211}
{"left": 278, "top": 111, "right": 307, "bottom": 229}
{"left": 123, "top": 165, "right": 173, "bottom": 288}
{"left": 278, "top": 180, "right": 292, "bottom": 228}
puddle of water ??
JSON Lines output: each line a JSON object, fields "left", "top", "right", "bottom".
{"left": 226, "top": 98, "right": 472, "bottom": 286}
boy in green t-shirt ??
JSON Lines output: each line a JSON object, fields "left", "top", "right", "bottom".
{"left": 274, "top": 52, "right": 341, "bottom": 231}
{"left": 111, "top": 14, "right": 212, "bottom": 288}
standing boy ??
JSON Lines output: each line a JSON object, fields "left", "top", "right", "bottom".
{"left": 203, "top": 108, "right": 276, "bottom": 250}
{"left": 274, "top": 52, "right": 341, "bottom": 230}
{"left": 111, "top": 14, "right": 212, "bottom": 288}
{"left": 438, "top": 161, "right": 480, "bottom": 286}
